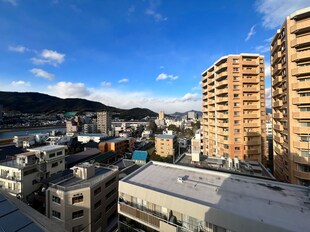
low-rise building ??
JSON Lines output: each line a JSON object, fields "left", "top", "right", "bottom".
{"left": 99, "top": 138, "right": 129, "bottom": 157}
{"left": 118, "top": 161, "right": 310, "bottom": 232}
{"left": 132, "top": 150, "right": 148, "bottom": 164}
{"left": 155, "top": 134, "right": 177, "bottom": 158}
{"left": 46, "top": 163, "right": 119, "bottom": 232}
{"left": 13, "top": 135, "right": 35, "bottom": 147}
{"left": 77, "top": 133, "right": 108, "bottom": 143}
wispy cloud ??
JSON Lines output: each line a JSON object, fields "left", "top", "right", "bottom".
{"left": 255, "top": 0, "right": 310, "bottom": 29}
{"left": 128, "top": 5, "right": 135, "bottom": 15}
{"left": 11, "top": 80, "right": 30, "bottom": 86}
{"left": 2, "top": 0, "right": 17, "bottom": 6}
{"left": 156, "top": 73, "right": 178, "bottom": 81}
{"left": 145, "top": 2, "right": 167, "bottom": 22}
{"left": 255, "top": 44, "right": 270, "bottom": 54}
{"left": 31, "top": 49, "right": 65, "bottom": 66}
{"left": 30, "top": 68, "right": 55, "bottom": 81}
{"left": 245, "top": 25, "right": 256, "bottom": 41}
{"left": 265, "top": 61, "right": 271, "bottom": 79}
{"left": 118, "top": 78, "right": 129, "bottom": 83}
{"left": 101, "top": 81, "right": 112, "bottom": 87}
{"left": 48, "top": 82, "right": 90, "bottom": 98}
{"left": 8, "top": 45, "right": 28, "bottom": 53}
{"left": 192, "top": 81, "right": 202, "bottom": 91}
{"left": 265, "top": 87, "right": 271, "bottom": 108}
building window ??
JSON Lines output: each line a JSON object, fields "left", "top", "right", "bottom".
{"left": 95, "top": 213, "right": 102, "bottom": 224}
{"left": 105, "top": 188, "right": 117, "bottom": 199}
{"left": 72, "top": 225, "right": 83, "bottom": 232}
{"left": 52, "top": 210, "right": 61, "bottom": 219}
{"left": 233, "top": 59, "right": 238, "bottom": 64}
{"left": 105, "top": 177, "right": 116, "bottom": 188}
{"left": 235, "top": 147, "right": 240, "bottom": 150}
{"left": 94, "top": 187, "right": 101, "bottom": 196}
{"left": 234, "top": 94, "right": 239, "bottom": 98}
{"left": 94, "top": 200, "right": 101, "bottom": 209}
{"left": 72, "top": 195, "right": 83, "bottom": 204}
{"left": 72, "top": 210, "right": 84, "bottom": 219}
{"left": 233, "top": 68, "right": 239, "bottom": 72}
{"left": 52, "top": 162, "right": 58, "bottom": 168}
{"left": 52, "top": 195, "right": 61, "bottom": 204}
{"left": 105, "top": 199, "right": 117, "bottom": 212}
{"left": 49, "top": 153, "right": 55, "bottom": 158}
{"left": 57, "top": 151, "right": 63, "bottom": 156}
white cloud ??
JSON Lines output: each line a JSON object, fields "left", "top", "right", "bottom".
{"left": 192, "top": 81, "right": 202, "bottom": 91}
{"left": 30, "top": 68, "right": 55, "bottom": 81}
{"left": 255, "top": 44, "right": 270, "bottom": 54}
{"left": 48, "top": 82, "right": 90, "bottom": 98}
{"left": 101, "top": 81, "right": 112, "bottom": 87}
{"left": 265, "top": 61, "right": 271, "bottom": 78}
{"left": 118, "top": 78, "right": 129, "bottom": 83}
{"left": 179, "top": 93, "right": 200, "bottom": 102}
{"left": 156, "top": 73, "right": 178, "bottom": 81}
{"left": 31, "top": 49, "right": 65, "bottom": 66}
{"left": 11, "top": 80, "right": 30, "bottom": 86}
{"left": 255, "top": 0, "right": 310, "bottom": 29}
{"left": 145, "top": 2, "right": 167, "bottom": 22}
{"left": 8, "top": 45, "right": 28, "bottom": 53}
{"left": 245, "top": 25, "right": 256, "bottom": 41}
{"left": 265, "top": 87, "right": 271, "bottom": 108}
{"left": 2, "top": 0, "right": 17, "bottom": 6}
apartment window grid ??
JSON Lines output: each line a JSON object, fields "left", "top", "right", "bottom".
{"left": 72, "top": 195, "right": 83, "bottom": 204}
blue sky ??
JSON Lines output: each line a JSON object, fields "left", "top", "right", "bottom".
{"left": 1, "top": 0, "right": 310, "bottom": 113}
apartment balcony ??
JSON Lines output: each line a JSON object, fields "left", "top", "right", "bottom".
{"left": 243, "top": 77, "right": 259, "bottom": 83}
{"left": 244, "top": 149, "right": 261, "bottom": 155}
{"left": 294, "top": 170, "right": 310, "bottom": 180}
{"left": 216, "top": 80, "right": 228, "bottom": 89}
{"left": 273, "top": 63, "right": 282, "bottom": 74}
{"left": 243, "top": 96, "right": 259, "bottom": 101}
{"left": 293, "top": 141, "right": 310, "bottom": 149}
{"left": 0, "top": 174, "right": 21, "bottom": 182}
{"left": 216, "top": 89, "right": 228, "bottom": 96}
{"left": 243, "top": 87, "right": 259, "bottom": 92}
{"left": 242, "top": 60, "right": 258, "bottom": 66}
{"left": 219, "top": 131, "right": 229, "bottom": 136}
{"left": 217, "top": 113, "right": 229, "bottom": 118}
{"left": 271, "top": 39, "right": 281, "bottom": 55}
{"left": 216, "top": 97, "right": 228, "bottom": 103}
{"left": 292, "top": 96, "right": 310, "bottom": 105}
{"left": 274, "top": 124, "right": 283, "bottom": 131}
{"left": 291, "top": 50, "right": 310, "bottom": 62}
{"left": 209, "top": 99, "right": 215, "bottom": 104}
{"left": 217, "top": 105, "right": 229, "bottom": 111}
{"left": 274, "top": 135, "right": 284, "bottom": 143}
{"left": 273, "top": 75, "right": 282, "bottom": 86}
{"left": 243, "top": 104, "right": 259, "bottom": 109}
{"left": 217, "top": 123, "right": 229, "bottom": 127}
{"left": 216, "top": 63, "right": 228, "bottom": 72}
{"left": 274, "top": 146, "right": 282, "bottom": 155}
{"left": 216, "top": 71, "right": 228, "bottom": 80}
{"left": 291, "top": 34, "right": 310, "bottom": 48}
{"left": 0, "top": 186, "right": 21, "bottom": 195}
{"left": 244, "top": 140, "right": 261, "bottom": 145}
{"left": 243, "top": 123, "right": 259, "bottom": 127}
{"left": 272, "top": 88, "right": 283, "bottom": 97}
{"left": 292, "top": 66, "right": 310, "bottom": 76}
{"left": 242, "top": 69, "right": 258, "bottom": 75}
{"left": 274, "top": 100, "right": 283, "bottom": 108}
{"left": 290, "top": 20, "right": 310, "bottom": 33}
{"left": 292, "top": 81, "right": 310, "bottom": 90}
{"left": 274, "top": 112, "right": 283, "bottom": 119}
{"left": 293, "top": 111, "right": 310, "bottom": 119}
{"left": 244, "top": 132, "right": 260, "bottom": 136}
{"left": 293, "top": 126, "right": 310, "bottom": 134}
{"left": 272, "top": 51, "right": 281, "bottom": 63}
{"left": 294, "top": 155, "right": 309, "bottom": 165}
{"left": 243, "top": 114, "right": 258, "bottom": 119}
{"left": 207, "top": 78, "right": 214, "bottom": 85}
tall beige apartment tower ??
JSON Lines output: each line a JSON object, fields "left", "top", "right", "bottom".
{"left": 202, "top": 54, "right": 266, "bottom": 162}
{"left": 158, "top": 111, "right": 165, "bottom": 120}
{"left": 271, "top": 7, "right": 310, "bottom": 186}
{"left": 97, "top": 111, "right": 112, "bottom": 135}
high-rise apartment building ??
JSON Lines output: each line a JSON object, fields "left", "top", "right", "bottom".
{"left": 202, "top": 54, "right": 266, "bottom": 162}
{"left": 46, "top": 163, "right": 118, "bottom": 232}
{"left": 271, "top": 7, "right": 310, "bottom": 185}
{"left": 118, "top": 161, "right": 310, "bottom": 232}
{"left": 97, "top": 111, "right": 112, "bottom": 135}
{"left": 158, "top": 111, "right": 165, "bottom": 120}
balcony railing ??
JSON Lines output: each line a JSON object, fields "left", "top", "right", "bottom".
{"left": 0, "top": 174, "right": 21, "bottom": 182}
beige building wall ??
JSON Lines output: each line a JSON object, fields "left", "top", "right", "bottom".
{"left": 202, "top": 54, "right": 267, "bottom": 163}
{"left": 46, "top": 165, "right": 118, "bottom": 232}
{"left": 155, "top": 136, "right": 176, "bottom": 157}
{"left": 271, "top": 7, "right": 310, "bottom": 185}
{"left": 97, "top": 111, "right": 112, "bottom": 134}
{"left": 158, "top": 111, "right": 165, "bottom": 120}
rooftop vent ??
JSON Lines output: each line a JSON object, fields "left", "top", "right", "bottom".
{"left": 177, "top": 175, "right": 185, "bottom": 183}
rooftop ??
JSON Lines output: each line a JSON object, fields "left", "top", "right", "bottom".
{"left": 105, "top": 137, "right": 127, "bottom": 143}
{"left": 78, "top": 133, "right": 108, "bottom": 137}
{"left": 50, "top": 165, "right": 117, "bottom": 191}
{"left": 0, "top": 190, "right": 65, "bottom": 232}
{"left": 122, "top": 161, "right": 310, "bottom": 232}
{"left": 132, "top": 150, "right": 148, "bottom": 161}
{"left": 28, "top": 145, "right": 66, "bottom": 152}
{"left": 155, "top": 134, "right": 175, "bottom": 139}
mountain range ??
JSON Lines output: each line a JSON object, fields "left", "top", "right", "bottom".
{"left": 0, "top": 91, "right": 157, "bottom": 120}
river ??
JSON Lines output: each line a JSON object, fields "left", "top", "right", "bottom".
{"left": 0, "top": 127, "right": 66, "bottom": 139}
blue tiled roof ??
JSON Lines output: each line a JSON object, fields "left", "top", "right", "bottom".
{"left": 132, "top": 150, "right": 148, "bottom": 161}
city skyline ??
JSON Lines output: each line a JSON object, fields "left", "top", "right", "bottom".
{"left": 1, "top": 0, "right": 309, "bottom": 113}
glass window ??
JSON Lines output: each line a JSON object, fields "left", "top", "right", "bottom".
{"left": 72, "top": 195, "right": 83, "bottom": 204}
{"left": 52, "top": 210, "right": 61, "bottom": 219}
{"left": 52, "top": 195, "right": 61, "bottom": 204}
{"left": 72, "top": 210, "right": 84, "bottom": 219}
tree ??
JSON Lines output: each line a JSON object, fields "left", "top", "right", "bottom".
{"left": 168, "top": 124, "right": 178, "bottom": 131}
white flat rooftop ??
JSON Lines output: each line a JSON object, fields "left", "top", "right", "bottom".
{"left": 122, "top": 161, "right": 310, "bottom": 232}
{"left": 28, "top": 145, "right": 66, "bottom": 152}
